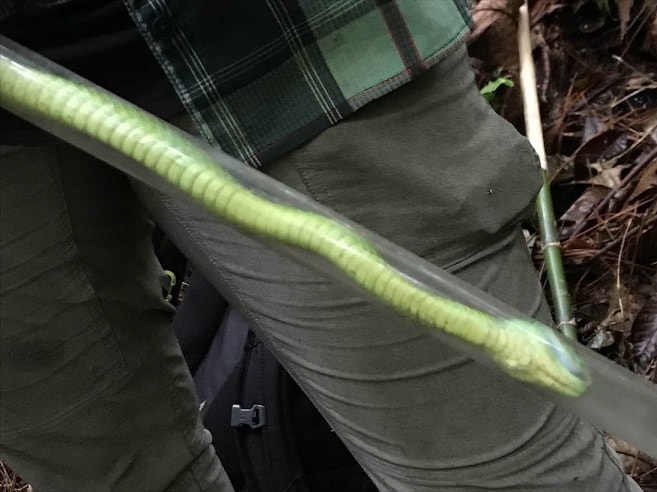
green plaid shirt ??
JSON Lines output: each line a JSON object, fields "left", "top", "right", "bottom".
{"left": 126, "top": 0, "right": 472, "bottom": 166}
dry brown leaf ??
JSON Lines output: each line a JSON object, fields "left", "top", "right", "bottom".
{"left": 628, "top": 155, "right": 657, "bottom": 201}
{"left": 572, "top": 129, "right": 628, "bottom": 175}
{"left": 470, "top": 0, "right": 524, "bottom": 43}
{"left": 560, "top": 186, "right": 609, "bottom": 237}
{"left": 588, "top": 328, "right": 616, "bottom": 349}
{"left": 641, "top": 2, "right": 657, "bottom": 55}
{"left": 468, "top": 0, "right": 523, "bottom": 69}
{"left": 585, "top": 166, "right": 625, "bottom": 188}
{"left": 618, "top": 0, "right": 634, "bottom": 40}
{"left": 630, "top": 294, "right": 657, "bottom": 371}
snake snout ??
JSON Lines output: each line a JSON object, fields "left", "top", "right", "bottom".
{"left": 543, "top": 328, "right": 591, "bottom": 392}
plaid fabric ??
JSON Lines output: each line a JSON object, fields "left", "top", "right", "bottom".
{"left": 125, "top": 0, "right": 472, "bottom": 167}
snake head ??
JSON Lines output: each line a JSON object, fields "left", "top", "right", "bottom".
{"left": 494, "top": 318, "right": 591, "bottom": 397}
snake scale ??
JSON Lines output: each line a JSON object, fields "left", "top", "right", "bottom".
{"left": 0, "top": 47, "right": 590, "bottom": 396}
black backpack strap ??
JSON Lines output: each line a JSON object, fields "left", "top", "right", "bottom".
{"left": 178, "top": 280, "right": 377, "bottom": 492}
{"left": 199, "top": 313, "right": 308, "bottom": 492}
{"left": 232, "top": 334, "right": 309, "bottom": 492}
{"left": 197, "top": 308, "right": 251, "bottom": 491}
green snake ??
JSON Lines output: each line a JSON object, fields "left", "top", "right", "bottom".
{"left": 0, "top": 48, "right": 590, "bottom": 397}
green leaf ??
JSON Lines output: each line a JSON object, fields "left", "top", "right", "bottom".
{"left": 480, "top": 76, "right": 514, "bottom": 102}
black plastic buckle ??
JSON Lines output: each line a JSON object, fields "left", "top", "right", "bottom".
{"left": 230, "top": 404, "right": 266, "bottom": 429}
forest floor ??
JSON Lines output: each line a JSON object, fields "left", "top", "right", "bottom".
{"left": 469, "top": 0, "right": 656, "bottom": 489}
{"left": 2, "top": 1, "right": 656, "bottom": 491}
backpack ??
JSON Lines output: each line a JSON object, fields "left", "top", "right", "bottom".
{"left": 169, "top": 269, "right": 378, "bottom": 492}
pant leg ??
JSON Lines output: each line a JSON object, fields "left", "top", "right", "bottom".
{"left": 0, "top": 145, "right": 233, "bottom": 492}
{"left": 134, "top": 46, "right": 637, "bottom": 491}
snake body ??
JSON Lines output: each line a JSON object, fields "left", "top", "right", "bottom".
{"left": 0, "top": 50, "right": 590, "bottom": 396}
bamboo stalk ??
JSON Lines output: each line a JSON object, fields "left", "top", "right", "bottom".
{"left": 518, "top": 3, "right": 577, "bottom": 340}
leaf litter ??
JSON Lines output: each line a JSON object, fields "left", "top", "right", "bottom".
{"left": 470, "top": 0, "right": 656, "bottom": 488}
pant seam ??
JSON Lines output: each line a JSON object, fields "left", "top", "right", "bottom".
{"left": 53, "top": 147, "right": 130, "bottom": 370}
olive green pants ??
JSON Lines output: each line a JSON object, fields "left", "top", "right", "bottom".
{"left": 1, "top": 46, "right": 638, "bottom": 491}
